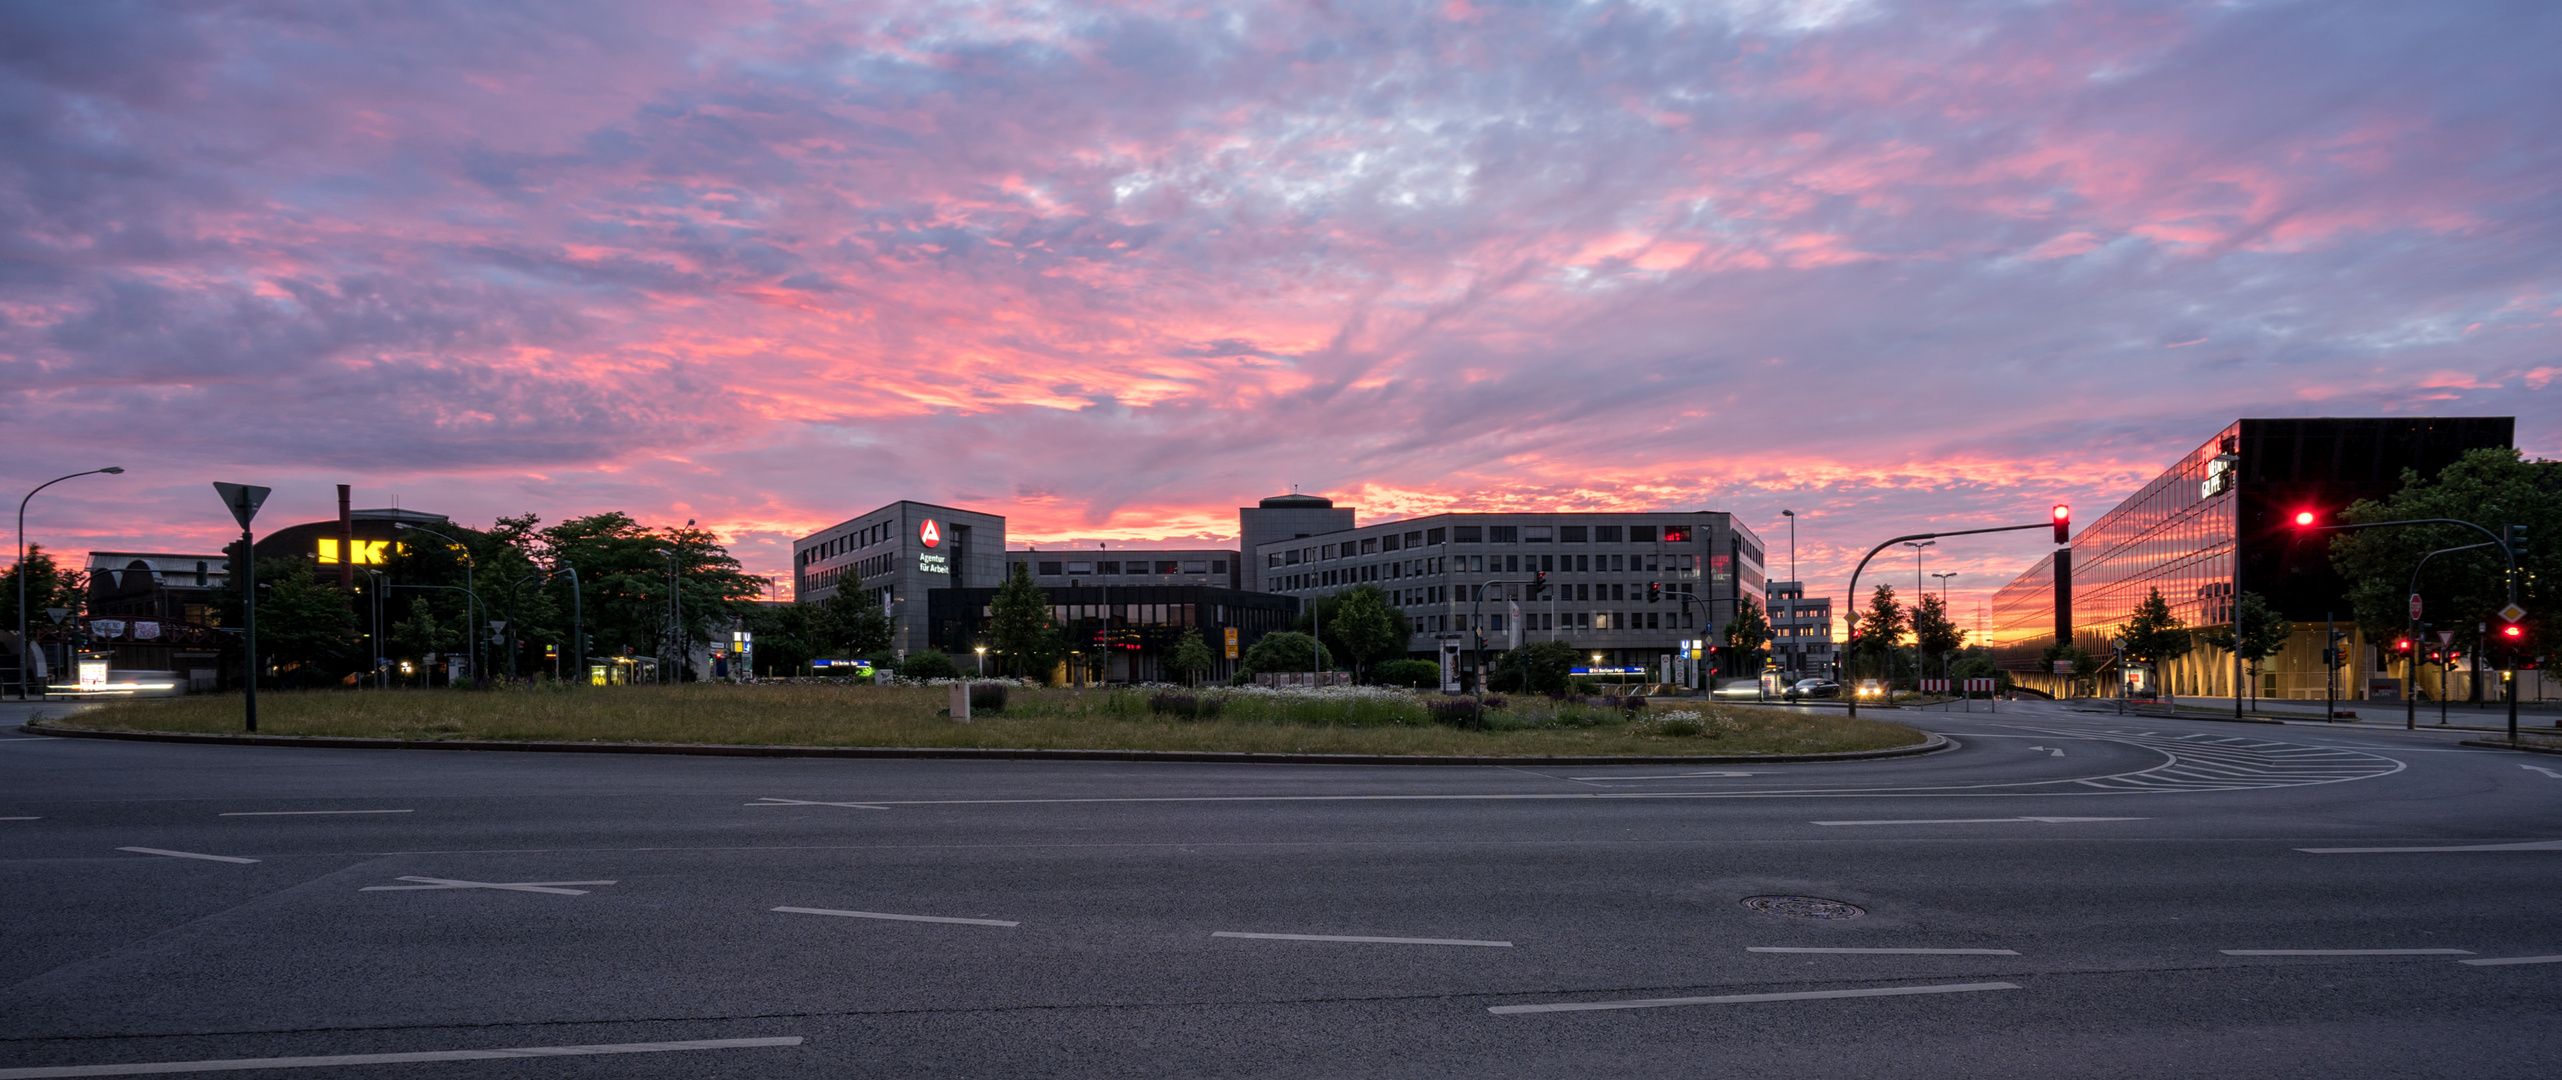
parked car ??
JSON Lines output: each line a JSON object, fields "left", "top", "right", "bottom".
{"left": 1783, "top": 679, "right": 1839, "bottom": 700}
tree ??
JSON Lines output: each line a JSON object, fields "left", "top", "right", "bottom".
{"left": 1851, "top": 585, "right": 1908, "bottom": 686}
{"left": 1371, "top": 658, "right": 1443, "bottom": 688}
{"left": 538, "top": 513, "right": 767, "bottom": 678}
{"left": 1240, "top": 630, "right": 1324, "bottom": 677}
{"left": 1910, "top": 593, "right": 1965, "bottom": 688}
{"left": 1167, "top": 628, "right": 1215, "bottom": 686}
{"left": 2199, "top": 590, "right": 2291, "bottom": 710}
{"left": 901, "top": 648, "right": 961, "bottom": 681}
{"left": 391, "top": 596, "right": 460, "bottom": 682}
{"left": 740, "top": 602, "right": 819, "bottom": 677}
{"left": 1720, "top": 595, "right": 1772, "bottom": 678}
{"left": 814, "top": 584, "right": 892, "bottom": 657}
{"left": 986, "top": 561, "right": 1062, "bottom": 679}
{"left": 2040, "top": 640, "right": 2096, "bottom": 695}
{"left": 1490, "top": 639, "right": 1579, "bottom": 694}
{"left": 0, "top": 544, "right": 85, "bottom": 630}
{"left": 227, "top": 557, "right": 359, "bottom": 686}
{"left": 2331, "top": 447, "right": 2557, "bottom": 702}
{"left": 1292, "top": 585, "right": 1410, "bottom": 680}
{"left": 2117, "top": 587, "right": 2193, "bottom": 706}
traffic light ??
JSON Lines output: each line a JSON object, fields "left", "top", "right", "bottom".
{"left": 2051, "top": 504, "right": 2070, "bottom": 544}
{"left": 1529, "top": 571, "right": 1547, "bottom": 600}
{"left": 2504, "top": 524, "right": 2529, "bottom": 562}
{"left": 2502, "top": 622, "right": 2526, "bottom": 644}
{"left": 1647, "top": 582, "right": 1662, "bottom": 604}
{"left": 2393, "top": 637, "right": 2411, "bottom": 655}
{"left": 2325, "top": 628, "right": 2350, "bottom": 669}
{"left": 2294, "top": 510, "right": 2318, "bottom": 527}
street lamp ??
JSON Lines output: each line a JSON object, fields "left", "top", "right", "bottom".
{"left": 395, "top": 523, "right": 480, "bottom": 686}
{"left": 16, "top": 467, "right": 122, "bottom": 700}
{"left": 975, "top": 644, "right": 987, "bottom": 677}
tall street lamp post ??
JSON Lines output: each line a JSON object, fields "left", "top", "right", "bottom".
{"left": 16, "top": 467, "right": 123, "bottom": 700}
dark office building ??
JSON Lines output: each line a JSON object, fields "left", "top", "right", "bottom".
{"left": 1988, "top": 417, "right": 2514, "bottom": 698}
{"left": 927, "top": 584, "right": 1299, "bottom": 684}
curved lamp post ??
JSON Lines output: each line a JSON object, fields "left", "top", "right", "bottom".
{"left": 16, "top": 467, "right": 123, "bottom": 700}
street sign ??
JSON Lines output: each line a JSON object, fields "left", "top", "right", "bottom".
{"left": 2410, "top": 593, "right": 2423, "bottom": 620}
{"left": 1963, "top": 678, "right": 1997, "bottom": 692}
{"left": 2500, "top": 603, "right": 2527, "bottom": 623}
{"left": 1223, "top": 627, "right": 1239, "bottom": 659}
{"left": 2052, "top": 661, "right": 2073, "bottom": 675}
{"left": 211, "top": 482, "right": 271, "bottom": 529}
{"left": 2437, "top": 630, "right": 2455, "bottom": 646}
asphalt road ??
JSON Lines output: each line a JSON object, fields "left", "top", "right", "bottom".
{"left": 2, "top": 700, "right": 2557, "bottom": 1078}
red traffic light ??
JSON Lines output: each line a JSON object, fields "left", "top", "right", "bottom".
{"left": 2504, "top": 624, "right": 2526, "bottom": 640}
{"left": 2051, "top": 504, "right": 2070, "bottom": 544}
{"left": 2294, "top": 510, "right": 2317, "bottom": 527}
{"left": 2394, "top": 638, "right": 2411, "bottom": 652}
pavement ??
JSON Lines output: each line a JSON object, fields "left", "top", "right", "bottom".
{"left": 1, "top": 699, "right": 2558, "bottom": 1078}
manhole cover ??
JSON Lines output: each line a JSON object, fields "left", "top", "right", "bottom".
{"left": 1740, "top": 895, "right": 1866, "bottom": 919}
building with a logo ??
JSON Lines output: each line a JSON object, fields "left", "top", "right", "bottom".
{"left": 793, "top": 501, "right": 1005, "bottom": 657}
{"left": 1984, "top": 416, "right": 2515, "bottom": 699}
{"left": 1249, "top": 504, "right": 1766, "bottom": 684}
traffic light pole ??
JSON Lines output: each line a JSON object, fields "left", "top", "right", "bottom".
{"left": 1467, "top": 576, "right": 1542, "bottom": 710}
{"left": 1842, "top": 521, "right": 2060, "bottom": 719}
{"left": 2405, "top": 542, "right": 2495, "bottom": 731}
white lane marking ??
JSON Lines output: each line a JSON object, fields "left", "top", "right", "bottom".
{"left": 749, "top": 797, "right": 890, "bottom": 810}
{"left": 2522, "top": 765, "right": 2562, "bottom": 779}
{"left": 2298, "top": 839, "right": 2562, "bottom": 853}
{"left": 1490, "top": 981, "right": 2019, "bottom": 1015}
{"left": 1, "top": 816, "right": 37, "bottom": 821}
{"left": 773, "top": 906, "right": 1017, "bottom": 927}
{"left": 0, "top": 1036, "right": 804, "bottom": 1078}
{"left": 1748, "top": 947, "right": 2020, "bottom": 955}
{"left": 1214, "top": 931, "right": 1512, "bottom": 947}
{"left": 2221, "top": 949, "right": 2474, "bottom": 956}
{"left": 1565, "top": 772, "right": 1756, "bottom": 781}
{"left": 361, "top": 876, "right": 614, "bottom": 895}
{"left": 2459, "top": 955, "right": 2562, "bottom": 966}
{"left": 2026, "top": 746, "right": 2065, "bottom": 757}
{"left": 116, "top": 847, "right": 257, "bottom": 864}
{"left": 220, "top": 809, "right": 414, "bottom": 817}
{"left": 1813, "top": 817, "right": 2147, "bottom": 826}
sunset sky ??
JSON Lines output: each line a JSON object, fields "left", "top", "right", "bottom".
{"left": 5, "top": 0, "right": 2556, "bottom": 622}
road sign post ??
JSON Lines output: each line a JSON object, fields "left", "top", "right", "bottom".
{"left": 211, "top": 483, "right": 271, "bottom": 732}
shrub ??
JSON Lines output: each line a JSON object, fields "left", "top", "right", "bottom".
{"left": 1371, "top": 659, "right": 1442, "bottom": 688}
{"left": 1427, "top": 696, "right": 1507, "bottom": 730}
{"left": 900, "top": 649, "right": 962, "bottom": 681}
{"left": 969, "top": 682, "right": 1008, "bottom": 712}
{"left": 1148, "top": 692, "right": 1225, "bottom": 720}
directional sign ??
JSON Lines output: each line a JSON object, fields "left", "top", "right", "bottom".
{"left": 2410, "top": 593, "right": 2423, "bottom": 620}
{"left": 2501, "top": 603, "right": 2528, "bottom": 623}
{"left": 211, "top": 482, "right": 271, "bottom": 529}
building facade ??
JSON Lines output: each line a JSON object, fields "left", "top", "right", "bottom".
{"left": 1987, "top": 417, "right": 2515, "bottom": 699}
{"left": 1237, "top": 494, "right": 1355, "bottom": 592}
{"left": 1009, "top": 548, "right": 1241, "bottom": 590}
{"left": 1766, "top": 581, "right": 1834, "bottom": 678}
{"left": 81, "top": 552, "right": 233, "bottom": 690}
{"left": 1250, "top": 509, "right": 1766, "bottom": 681}
{"left": 928, "top": 584, "right": 1298, "bottom": 684}
{"left": 793, "top": 501, "right": 1007, "bottom": 658}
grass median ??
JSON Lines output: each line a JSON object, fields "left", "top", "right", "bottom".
{"left": 52, "top": 683, "right": 1927, "bottom": 759}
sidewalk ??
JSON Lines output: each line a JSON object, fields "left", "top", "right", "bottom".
{"left": 2070, "top": 694, "right": 2558, "bottom": 731}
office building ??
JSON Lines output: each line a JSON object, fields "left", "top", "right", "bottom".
{"left": 1237, "top": 494, "right": 1355, "bottom": 592}
{"left": 1251, "top": 507, "right": 1766, "bottom": 682}
{"left": 1009, "top": 548, "right": 1241, "bottom": 590}
{"left": 1986, "top": 416, "right": 2514, "bottom": 699}
{"left": 927, "top": 583, "right": 1298, "bottom": 684}
{"left": 1766, "top": 581, "right": 1834, "bottom": 678}
{"left": 793, "top": 500, "right": 1006, "bottom": 658}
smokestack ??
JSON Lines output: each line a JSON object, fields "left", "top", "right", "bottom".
{"left": 338, "top": 485, "right": 354, "bottom": 590}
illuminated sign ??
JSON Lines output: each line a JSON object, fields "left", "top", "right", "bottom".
{"left": 316, "top": 539, "right": 403, "bottom": 565}
{"left": 920, "top": 552, "right": 949, "bottom": 573}
{"left": 2200, "top": 455, "right": 2234, "bottom": 499}
{"left": 919, "top": 519, "right": 942, "bottom": 548}
{"left": 1224, "top": 627, "right": 1239, "bottom": 659}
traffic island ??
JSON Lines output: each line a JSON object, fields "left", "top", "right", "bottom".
{"left": 28, "top": 684, "right": 1938, "bottom": 765}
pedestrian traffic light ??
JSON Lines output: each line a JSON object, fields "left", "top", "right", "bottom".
{"left": 1647, "top": 582, "right": 1662, "bottom": 604}
{"left": 2051, "top": 504, "right": 2070, "bottom": 544}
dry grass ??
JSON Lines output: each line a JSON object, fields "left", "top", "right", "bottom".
{"left": 54, "top": 684, "right": 1927, "bottom": 758}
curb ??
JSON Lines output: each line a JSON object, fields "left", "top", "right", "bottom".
{"left": 2459, "top": 739, "right": 2562, "bottom": 757}
{"left": 16, "top": 722, "right": 1948, "bottom": 768}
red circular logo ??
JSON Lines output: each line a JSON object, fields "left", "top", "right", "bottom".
{"left": 920, "top": 519, "right": 942, "bottom": 548}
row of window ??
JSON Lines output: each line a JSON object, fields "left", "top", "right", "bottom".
{"left": 1277, "top": 552, "right": 1701, "bottom": 579}
{"left": 1273, "top": 525, "right": 1698, "bottom": 565}
{"left": 1023, "top": 559, "right": 1225, "bottom": 577}
{"left": 802, "top": 520, "right": 898, "bottom": 566}
{"left": 810, "top": 551, "right": 895, "bottom": 591}
{"left": 1412, "top": 611, "right": 1698, "bottom": 634}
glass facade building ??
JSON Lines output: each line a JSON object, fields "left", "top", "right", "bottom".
{"left": 1989, "top": 417, "right": 2514, "bottom": 698}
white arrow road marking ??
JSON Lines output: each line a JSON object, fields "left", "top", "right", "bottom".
{"left": 1490, "top": 981, "right": 2020, "bottom": 1015}
{"left": 117, "top": 847, "right": 257, "bottom": 864}
{"left": 774, "top": 906, "right": 1017, "bottom": 927}
{"left": 362, "top": 876, "right": 616, "bottom": 895}
{"left": 748, "top": 797, "right": 891, "bottom": 810}
{"left": 2521, "top": 765, "right": 2562, "bottom": 779}
{"left": 1814, "top": 817, "right": 2147, "bottom": 826}
{"left": 2298, "top": 839, "right": 2562, "bottom": 853}
{"left": 2027, "top": 746, "right": 2065, "bottom": 757}
{"left": 0, "top": 1037, "right": 803, "bottom": 1078}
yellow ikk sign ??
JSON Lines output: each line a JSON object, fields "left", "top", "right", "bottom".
{"left": 316, "top": 539, "right": 403, "bottom": 565}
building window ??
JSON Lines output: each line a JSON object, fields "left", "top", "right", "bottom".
{"left": 1285, "top": 550, "right": 1301, "bottom": 565}
{"left": 1575, "top": 555, "right": 1590, "bottom": 572}
{"left": 1452, "top": 526, "right": 1481, "bottom": 543}
{"left": 1098, "top": 561, "right": 1120, "bottom": 574}
{"left": 1595, "top": 525, "right": 1621, "bottom": 542}
{"left": 1039, "top": 561, "right": 1063, "bottom": 575}
{"left": 1182, "top": 561, "right": 1207, "bottom": 574}
{"left": 1488, "top": 526, "right": 1518, "bottom": 543}
{"left": 1663, "top": 526, "right": 1691, "bottom": 542}
{"left": 1156, "top": 561, "right": 1179, "bottom": 574}
{"left": 1067, "top": 562, "right": 1092, "bottom": 575}
{"left": 1525, "top": 526, "right": 1553, "bottom": 543}
{"left": 1405, "top": 530, "right": 1426, "bottom": 547}
{"left": 1629, "top": 526, "right": 1657, "bottom": 542}
{"left": 1268, "top": 554, "right": 1283, "bottom": 568}
{"left": 1212, "top": 560, "right": 1227, "bottom": 573}
{"left": 1380, "top": 535, "right": 1400, "bottom": 552}
{"left": 1560, "top": 526, "right": 1587, "bottom": 543}
{"left": 1426, "top": 528, "right": 1447, "bottom": 545}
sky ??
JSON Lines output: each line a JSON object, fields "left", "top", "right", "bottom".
{"left": 4, "top": 0, "right": 2557, "bottom": 624}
